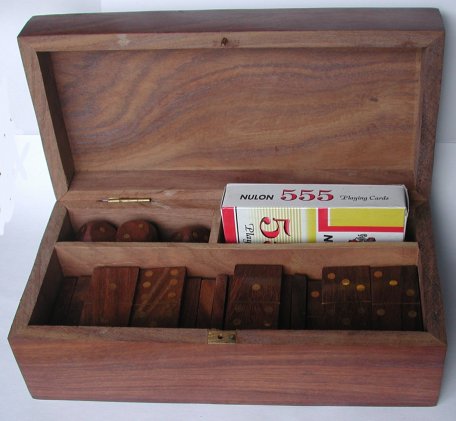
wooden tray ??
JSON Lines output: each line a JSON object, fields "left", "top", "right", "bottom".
{"left": 9, "top": 8, "right": 446, "bottom": 405}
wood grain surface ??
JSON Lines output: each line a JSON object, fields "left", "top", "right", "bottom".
{"left": 55, "top": 241, "right": 419, "bottom": 279}
{"left": 10, "top": 8, "right": 446, "bottom": 406}
{"left": 19, "top": 9, "right": 443, "bottom": 37}
{"left": 50, "top": 48, "right": 420, "bottom": 176}
{"left": 10, "top": 330, "right": 445, "bottom": 405}
{"left": 130, "top": 267, "right": 185, "bottom": 328}
{"left": 18, "top": 9, "right": 443, "bottom": 199}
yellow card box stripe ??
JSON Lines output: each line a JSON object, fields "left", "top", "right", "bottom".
{"left": 329, "top": 208, "right": 406, "bottom": 228}
{"left": 307, "top": 208, "right": 317, "bottom": 243}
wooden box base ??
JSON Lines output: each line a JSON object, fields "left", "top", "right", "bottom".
{"left": 9, "top": 201, "right": 446, "bottom": 405}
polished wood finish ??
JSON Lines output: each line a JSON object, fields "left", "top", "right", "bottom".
{"left": 225, "top": 265, "right": 282, "bottom": 329}
{"left": 322, "top": 266, "right": 371, "bottom": 304}
{"left": 307, "top": 279, "right": 324, "bottom": 330}
{"left": 280, "top": 274, "right": 308, "bottom": 329}
{"left": 196, "top": 278, "right": 216, "bottom": 329}
{"left": 130, "top": 267, "right": 185, "bottom": 328}
{"left": 80, "top": 266, "right": 139, "bottom": 327}
{"left": 211, "top": 274, "right": 228, "bottom": 329}
{"left": 77, "top": 220, "right": 117, "bottom": 242}
{"left": 116, "top": 220, "right": 159, "bottom": 242}
{"left": 371, "top": 265, "right": 423, "bottom": 331}
{"left": 18, "top": 10, "right": 443, "bottom": 200}
{"left": 9, "top": 9, "right": 446, "bottom": 406}
{"left": 321, "top": 266, "right": 372, "bottom": 329}
{"left": 51, "top": 276, "right": 90, "bottom": 325}
{"left": 179, "top": 277, "right": 202, "bottom": 328}
{"left": 50, "top": 277, "right": 77, "bottom": 325}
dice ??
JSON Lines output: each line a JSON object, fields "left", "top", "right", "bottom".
{"left": 76, "top": 220, "right": 117, "bottom": 242}
{"left": 170, "top": 225, "right": 210, "bottom": 243}
{"left": 116, "top": 219, "right": 159, "bottom": 242}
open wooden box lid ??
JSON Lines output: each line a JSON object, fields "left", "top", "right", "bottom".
{"left": 18, "top": 8, "right": 444, "bottom": 205}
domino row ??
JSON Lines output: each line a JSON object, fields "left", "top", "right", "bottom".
{"left": 49, "top": 264, "right": 423, "bottom": 331}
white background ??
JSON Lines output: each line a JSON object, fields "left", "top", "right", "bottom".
{"left": 1, "top": 1, "right": 456, "bottom": 420}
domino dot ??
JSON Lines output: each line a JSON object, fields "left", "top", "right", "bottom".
{"left": 374, "top": 271, "right": 383, "bottom": 279}
{"left": 408, "top": 310, "right": 418, "bottom": 318}
{"left": 406, "top": 289, "right": 416, "bottom": 297}
{"left": 234, "top": 304, "right": 244, "bottom": 313}
{"left": 142, "top": 281, "right": 152, "bottom": 288}
{"left": 264, "top": 322, "right": 272, "bottom": 327}
{"left": 342, "top": 317, "right": 351, "bottom": 326}
{"left": 264, "top": 305, "right": 274, "bottom": 314}
{"left": 389, "top": 279, "right": 398, "bottom": 287}
{"left": 327, "top": 272, "right": 336, "bottom": 280}
{"left": 356, "top": 284, "right": 366, "bottom": 292}
{"left": 170, "top": 269, "right": 179, "bottom": 276}
{"left": 99, "top": 226, "right": 106, "bottom": 233}
{"left": 233, "top": 318, "right": 242, "bottom": 326}
{"left": 167, "top": 292, "right": 177, "bottom": 299}
{"left": 109, "top": 283, "right": 117, "bottom": 290}
{"left": 169, "top": 279, "right": 178, "bottom": 286}
{"left": 341, "top": 278, "right": 351, "bottom": 287}
{"left": 252, "top": 283, "right": 261, "bottom": 292}
{"left": 123, "top": 233, "right": 131, "bottom": 240}
{"left": 376, "top": 308, "right": 386, "bottom": 316}
{"left": 311, "top": 290, "right": 320, "bottom": 298}
{"left": 145, "top": 270, "right": 154, "bottom": 277}
{"left": 138, "top": 223, "right": 144, "bottom": 229}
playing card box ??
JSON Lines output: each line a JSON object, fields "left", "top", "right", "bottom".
{"left": 221, "top": 183, "right": 409, "bottom": 243}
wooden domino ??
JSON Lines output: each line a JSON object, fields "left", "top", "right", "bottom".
{"left": 224, "top": 264, "right": 282, "bottom": 330}
{"left": 323, "top": 302, "right": 372, "bottom": 330}
{"left": 279, "top": 275, "right": 293, "bottom": 329}
{"left": 80, "top": 267, "right": 139, "bottom": 326}
{"left": 371, "top": 266, "right": 423, "bottom": 331}
{"left": 322, "top": 266, "right": 371, "bottom": 304}
{"left": 402, "top": 303, "right": 424, "bottom": 331}
{"left": 195, "top": 275, "right": 228, "bottom": 328}
{"left": 196, "top": 278, "right": 216, "bottom": 328}
{"left": 50, "top": 277, "right": 78, "bottom": 325}
{"left": 65, "top": 276, "right": 91, "bottom": 325}
{"left": 130, "top": 267, "right": 185, "bottom": 327}
{"left": 211, "top": 274, "right": 228, "bottom": 329}
{"left": 51, "top": 276, "right": 91, "bottom": 325}
{"left": 321, "top": 266, "right": 372, "bottom": 330}
{"left": 306, "top": 279, "right": 324, "bottom": 329}
{"left": 179, "top": 277, "right": 202, "bottom": 328}
{"left": 279, "top": 274, "right": 308, "bottom": 329}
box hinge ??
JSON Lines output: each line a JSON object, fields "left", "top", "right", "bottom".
{"left": 207, "top": 329, "right": 237, "bottom": 344}
{"left": 98, "top": 197, "right": 151, "bottom": 204}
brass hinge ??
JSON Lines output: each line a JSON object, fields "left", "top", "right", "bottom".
{"left": 207, "top": 329, "right": 236, "bottom": 344}
{"left": 98, "top": 197, "right": 151, "bottom": 203}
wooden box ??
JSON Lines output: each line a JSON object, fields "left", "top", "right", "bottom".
{"left": 9, "top": 9, "right": 446, "bottom": 405}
